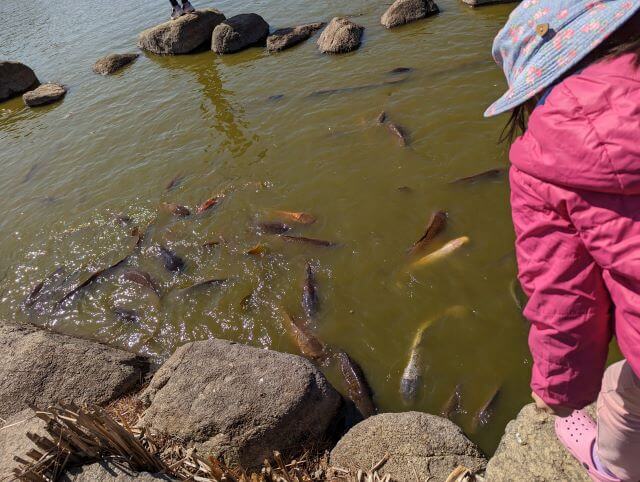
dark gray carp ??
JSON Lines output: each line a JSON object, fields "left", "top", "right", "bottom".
{"left": 165, "top": 174, "right": 184, "bottom": 191}
{"left": 122, "top": 269, "right": 160, "bottom": 296}
{"left": 284, "top": 311, "right": 325, "bottom": 360}
{"left": 472, "top": 386, "right": 501, "bottom": 432}
{"left": 281, "top": 235, "right": 336, "bottom": 247}
{"left": 302, "top": 262, "right": 319, "bottom": 320}
{"left": 441, "top": 384, "right": 463, "bottom": 419}
{"left": 113, "top": 306, "right": 140, "bottom": 323}
{"left": 157, "top": 245, "right": 185, "bottom": 272}
{"left": 450, "top": 168, "right": 506, "bottom": 185}
{"left": 387, "top": 122, "right": 408, "bottom": 147}
{"left": 160, "top": 202, "right": 190, "bottom": 217}
{"left": 336, "top": 351, "right": 376, "bottom": 419}
{"left": 257, "top": 221, "right": 291, "bottom": 234}
{"left": 182, "top": 277, "right": 227, "bottom": 293}
{"left": 408, "top": 211, "right": 447, "bottom": 256}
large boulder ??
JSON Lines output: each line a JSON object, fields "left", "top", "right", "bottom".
{"left": 381, "top": 0, "right": 439, "bottom": 28}
{"left": 0, "top": 61, "right": 39, "bottom": 102}
{"left": 317, "top": 17, "right": 364, "bottom": 54}
{"left": 0, "top": 408, "right": 48, "bottom": 480}
{"left": 93, "top": 53, "right": 139, "bottom": 75}
{"left": 61, "top": 461, "right": 175, "bottom": 481}
{"left": 0, "top": 321, "right": 150, "bottom": 420}
{"left": 266, "top": 22, "right": 325, "bottom": 52}
{"left": 23, "top": 82, "right": 67, "bottom": 107}
{"left": 485, "top": 403, "right": 591, "bottom": 481}
{"left": 138, "top": 9, "right": 226, "bottom": 55}
{"left": 330, "top": 412, "right": 487, "bottom": 481}
{"left": 211, "top": 13, "right": 270, "bottom": 54}
{"left": 140, "top": 338, "right": 342, "bottom": 469}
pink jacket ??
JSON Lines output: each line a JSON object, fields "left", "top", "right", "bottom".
{"left": 512, "top": 53, "right": 640, "bottom": 195}
{"left": 509, "top": 53, "right": 640, "bottom": 408}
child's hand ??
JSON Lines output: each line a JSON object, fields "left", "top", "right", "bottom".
{"left": 532, "top": 391, "right": 573, "bottom": 417}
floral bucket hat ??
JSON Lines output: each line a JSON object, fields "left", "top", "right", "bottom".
{"left": 485, "top": 0, "right": 640, "bottom": 117}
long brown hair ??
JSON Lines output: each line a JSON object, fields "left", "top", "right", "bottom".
{"left": 500, "top": 15, "right": 640, "bottom": 144}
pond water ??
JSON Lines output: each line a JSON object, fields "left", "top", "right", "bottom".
{"left": 1, "top": 0, "right": 535, "bottom": 454}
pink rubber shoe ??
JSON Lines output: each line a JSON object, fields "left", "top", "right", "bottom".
{"left": 555, "top": 410, "right": 620, "bottom": 482}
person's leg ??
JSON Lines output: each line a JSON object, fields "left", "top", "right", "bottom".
{"left": 597, "top": 360, "right": 640, "bottom": 480}
{"left": 510, "top": 166, "right": 612, "bottom": 409}
{"left": 169, "top": 0, "right": 179, "bottom": 7}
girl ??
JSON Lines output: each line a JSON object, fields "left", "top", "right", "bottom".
{"left": 486, "top": 1, "right": 640, "bottom": 481}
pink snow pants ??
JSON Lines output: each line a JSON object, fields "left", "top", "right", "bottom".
{"left": 510, "top": 166, "right": 640, "bottom": 478}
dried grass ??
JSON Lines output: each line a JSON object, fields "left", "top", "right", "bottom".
{"left": 13, "top": 400, "right": 479, "bottom": 482}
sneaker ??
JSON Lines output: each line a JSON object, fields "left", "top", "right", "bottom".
{"left": 182, "top": 1, "right": 195, "bottom": 13}
{"left": 170, "top": 5, "right": 183, "bottom": 19}
{"left": 555, "top": 410, "right": 621, "bottom": 482}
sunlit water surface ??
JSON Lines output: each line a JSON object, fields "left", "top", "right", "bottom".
{"left": 1, "top": 0, "right": 545, "bottom": 454}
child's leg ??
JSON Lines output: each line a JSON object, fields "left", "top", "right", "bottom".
{"left": 597, "top": 360, "right": 640, "bottom": 480}
{"left": 169, "top": 0, "right": 179, "bottom": 7}
{"left": 510, "top": 166, "right": 612, "bottom": 409}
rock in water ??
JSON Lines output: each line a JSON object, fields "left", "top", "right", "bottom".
{"left": 0, "top": 320, "right": 150, "bottom": 420}
{"left": 381, "top": 0, "right": 439, "bottom": 28}
{"left": 22, "top": 83, "right": 67, "bottom": 107}
{"left": 266, "top": 22, "right": 325, "bottom": 52}
{"left": 485, "top": 403, "right": 592, "bottom": 481}
{"left": 330, "top": 412, "right": 487, "bottom": 481}
{"left": 211, "top": 13, "right": 270, "bottom": 54}
{"left": 138, "top": 9, "right": 226, "bottom": 55}
{"left": 0, "top": 61, "right": 39, "bottom": 101}
{"left": 92, "top": 53, "right": 139, "bottom": 75}
{"left": 140, "top": 338, "right": 341, "bottom": 469}
{"left": 317, "top": 17, "right": 364, "bottom": 54}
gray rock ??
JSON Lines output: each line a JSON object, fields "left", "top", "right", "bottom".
{"left": 266, "top": 22, "right": 325, "bottom": 52}
{"left": 61, "top": 461, "right": 175, "bottom": 481}
{"left": 23, "top": 82, "right": 67, "bottom": 107}
{"left": 317, "top": 17, "right": 364, "bottom": 54}
{"left": 381, "top": 0, "right": 439, "bottom": 29}
{"left": 93, "top": 53, "right": 139, "bottom": 75}
{"left": 330, "top": 411, "right": 487, "bottom": 482}
{"left": 0, "top": 320, "right": 150, "bottom": 420}
{"left": 0, "top": 408, "right": 48, "bottom": 480}
{"left": 211, "top": 13, "right": 270, "bottom": 54}
{"left": 485, "top": 403, "right": 591, "bottom": 481}
{"left": 140, "top": 338, "right": 341, "bottom": 469}
{"left": 0, "top": 61, "right": 39, "bottom": 102}
{"left": 138, "top": 9, "right": 226, "bottom": 55}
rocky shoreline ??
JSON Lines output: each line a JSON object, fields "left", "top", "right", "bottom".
{"left": 0, "top": 319, "right": 586, "bottom": 481}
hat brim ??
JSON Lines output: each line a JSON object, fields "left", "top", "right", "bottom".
{"left": 484, "top": 3, "right": 640, "bottom": 118}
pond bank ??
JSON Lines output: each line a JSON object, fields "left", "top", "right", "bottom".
{"left": 0, "top": 320, "right": 586, "bottom": 481}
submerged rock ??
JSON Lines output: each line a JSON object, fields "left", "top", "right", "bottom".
{"left": 0, "top": 61, "right": 39, "bottom": 102}
{"left": 92, "top": 53, "right": 139, "bottom": 75}
{"left": 317, "top": 17, "right": 364, "bottom": 54}
{"left": 0, "top": 320, "right": 150, "bottom": 420}
{"left": 211, "top": 13, "right": 270, "bottom": 54}
{"left": 138, "top": 9, "right": 226, "bottom": 55}
{"left": 266, "top": 22, "right": 325, "bottom": 52}
{"left": 140, "top": 338, "right": 341, "bottom": 469}
{"left": 330, "top": 411, "right": 487, "bottom": 481}
{"left": 381, "top": 0, "right": 440, "bottom": 28}
{"left": 22, "top": 83, "right": 67, "bottom": 107}
{"left": 485, "top": 403, "right": 591, "bottom": 481}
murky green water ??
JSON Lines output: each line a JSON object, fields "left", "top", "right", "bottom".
{"left": 0, "top": 0, "right": 534, "bottom": 454}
